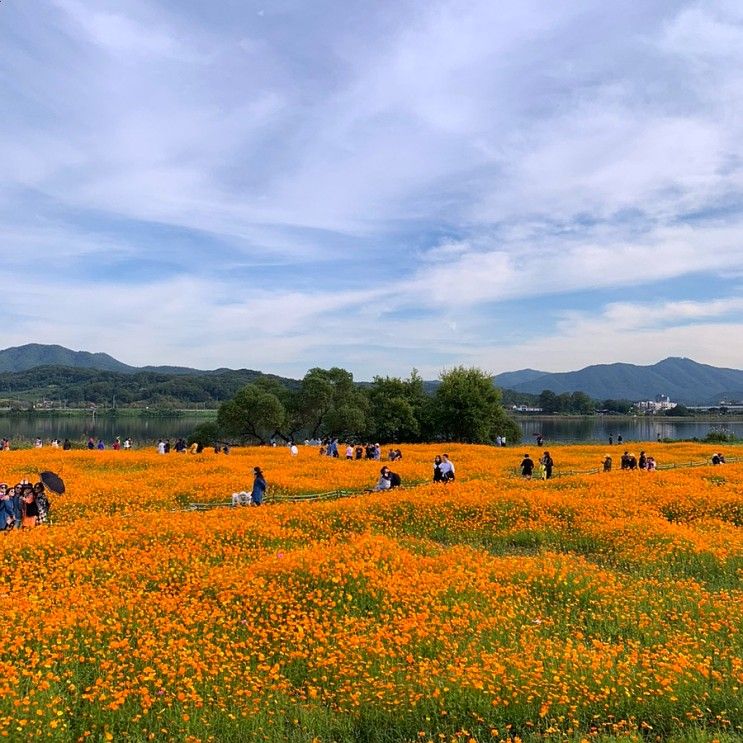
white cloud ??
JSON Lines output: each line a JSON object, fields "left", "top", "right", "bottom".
{"left": 2, "top": 0, "right": 743, "bottom": 375}
{"left": 471, "top": 297, "right": 743, "bottom": 371}
{"left": 51, "top": 0, "right": 185, "bottom": 57}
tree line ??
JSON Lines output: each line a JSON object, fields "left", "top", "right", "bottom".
{"left": 0, "top": 366, "right": 292, "bottom": 409}
{"left": 191, "top": 366, "right": 521, "bottom": 446}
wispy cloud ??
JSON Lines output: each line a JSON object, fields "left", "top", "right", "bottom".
{"left": 2, "top": 0, "right": 743, "bottom": 377}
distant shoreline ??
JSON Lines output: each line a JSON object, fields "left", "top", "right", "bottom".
{"left": 0, "top": 408, "right": 218, "bottom": 417}
{"left": 512, "top": 413, "right": 743, "bottom": 422}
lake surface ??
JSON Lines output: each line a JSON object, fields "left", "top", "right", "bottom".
{"left": 518, "top": 416, "right": 743, "bottom": 443}
{"left": 0, "top": 413, "right": 740, "bottom": 446}
{"left": 0, "top": 414, "right": 211, "bottom": 446}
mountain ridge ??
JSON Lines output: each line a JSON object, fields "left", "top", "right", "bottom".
{"left": 493, "top": 357, "right": 743, "bottom": 405}
{"left": 1, "top": 345, "right": 742, "bottom": 405}
{"left": 0, "top": 344, "right": 208, "bottom": 376}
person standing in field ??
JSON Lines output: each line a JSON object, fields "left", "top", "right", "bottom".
{"left": 33, "top": 483, "right": 49, "bottom": 525}
{"left": 520, "top": 453, "right": 534, "bottom": 479}
{"left": 603, "top": 455, "right": 612, "bottom": 472}
{"left": 21, "top": 485, "right": 38, "bottom": 529}
{"left": 540, "top": 451, "right": 554, "bottom": 479}
{"left": 440, "top": 454, "right": 455, "bottom": 482}
{"left": 0, "top": 484, "right": 13, "bottom": 529}
{"left": 433, "top": 455, "right": 444, "bottom": 483}
{"left": 251, "top": 467, "right": 267, "bottom": 506}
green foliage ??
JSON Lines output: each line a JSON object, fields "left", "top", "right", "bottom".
{"left": 0, "top": 365, "right": 295, "bottom": 408}
{"left": 499, "top": 388, "right": 540, "bottom": 407}
{"left": 217, "top": 383, "right": 286, "bottom": 444}
{"left": 538, "top": 389, "right": 596, "bottom": 414}
{"left": 703, "top": 430, "right": 738, "bottom": 443}
{"left": 366, "top": 371, "right": 426, "bottom": 442}
{"left": 433, "top": 366, "right": 520, "bottom": 444}
{"left": 204, "top": 366, "right": 522, "bottom": 444}
{"left": 665, "top": 404, "right": 694, "bottom": 417}
{"left": 187, "top": 421, "right": 222, "bottom": 446}
{"left": 599, "top": 398, "right": 634, "bottom": 414}
{"left": 297, "top": 367, "right": 369, "bottom": 438}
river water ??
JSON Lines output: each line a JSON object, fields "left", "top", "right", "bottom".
{"left": 518, "top": 416, "right": 743, "bottom": 443}
{"left": 0, "top": 414, "right": 210, "bottom": 446}
{"left": 0, "top": 414, "right": 740, "bottom": 446}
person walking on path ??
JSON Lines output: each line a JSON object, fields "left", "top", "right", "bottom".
{"left": 251, "top": 467, "right": 267, "bottom": 506}
{"left": 520, "top": 453, "right": 534, "bottom": 479}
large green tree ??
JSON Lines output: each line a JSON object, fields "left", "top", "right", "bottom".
{"left": 297, "top": 367, "right": 368, "bottom": 438}
{"left": 366, "top": 372, "right": 423, "bottom": 442}
{"left": 216, "top": 382, "right": 286, "bottom": 444}
{"left": 434, "top": 366, "right": 520, "bottom": 444}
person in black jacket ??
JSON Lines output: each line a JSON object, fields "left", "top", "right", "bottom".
{"left": 520, "top": 454, "right": 534, "bottom": 479}
{"left": 433, "top": 455, "right": 444, "bottom": 483}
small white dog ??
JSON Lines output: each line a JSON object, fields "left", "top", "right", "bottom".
{"left": 231, "top": 491, "right": 252, "bottom": 507}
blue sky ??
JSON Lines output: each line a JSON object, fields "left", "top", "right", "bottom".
{"left": 2, "top": 0, "right": 743, "bottom": 379}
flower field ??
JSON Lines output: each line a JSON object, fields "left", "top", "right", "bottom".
{"left": 0, "top": 443, "right": 742, "bottom": 742}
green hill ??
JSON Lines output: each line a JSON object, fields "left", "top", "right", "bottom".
{"left": 498, "top": 357, "right": 743, "bottom": 405}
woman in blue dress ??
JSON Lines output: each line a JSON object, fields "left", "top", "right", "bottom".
{"left": 251, "top": 467, "right": 267, "bottom": 506}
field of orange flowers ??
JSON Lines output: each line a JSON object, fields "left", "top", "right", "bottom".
{"left": 0, "top": 442, "right": 741, "bottom": 742}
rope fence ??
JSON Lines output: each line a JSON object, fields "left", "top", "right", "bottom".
{"left": 187, "top": 458, "right": 743, "bottom": 510}
{"left": 512, "top": 455, "right": 743, "bottom": 479}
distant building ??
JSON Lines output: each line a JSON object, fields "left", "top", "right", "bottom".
{"left": 510, "top": 404, "right": 543, "bottom": 413}
{"left": 635, "top": 394, "right": 677, "bottom": 413}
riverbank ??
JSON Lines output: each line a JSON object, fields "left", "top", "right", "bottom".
{"left": 0, "top": 408, "right": 218, "bottom": 417}
{"left": 513, "top": 413, "right": 743, "bottom": 422}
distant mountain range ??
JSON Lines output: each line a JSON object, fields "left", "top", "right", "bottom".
{"left": 0, "top": 344, "right": 742, "bottom": 406}
{"left": 0, "top": 344, "right": 291, "bottom": 409}
{"left": 0, "top": 344, "right": 208, "bottom": 376}
{"left": 493, "top": 357, "right": 743, "bottom": 405}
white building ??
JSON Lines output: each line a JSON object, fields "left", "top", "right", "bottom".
{"left": 635, "top": 394, "right": 677, "bottom": 413}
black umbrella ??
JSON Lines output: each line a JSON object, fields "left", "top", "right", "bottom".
{"left": 39, "top": 471, "right": 65, "bottom": 495}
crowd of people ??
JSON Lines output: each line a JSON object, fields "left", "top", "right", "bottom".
{"left": 602, "top": 450, "right": 658, "bottom": 471}
{"left": 1, "top": 480, "right": 50, "bottom": 531}
{"left": 0, "top": 432, "right": 734, "bottom": 521}
{"left": 316, "top": 439, "right": 403, "bottom": 461}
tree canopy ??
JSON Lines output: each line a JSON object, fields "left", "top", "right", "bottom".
{"left": 204, "top": 365, "right": 520, "bottom": 445}
{"left": 433, "top": 367, "right": 520, "bottom": 444}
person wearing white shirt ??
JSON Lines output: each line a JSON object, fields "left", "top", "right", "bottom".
{"left": 440, "top": 454, "right": 455, "bottom": 482}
